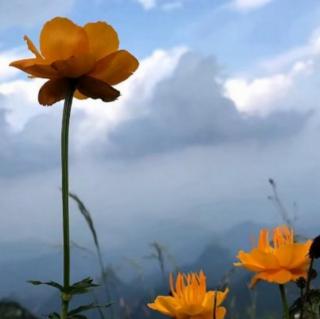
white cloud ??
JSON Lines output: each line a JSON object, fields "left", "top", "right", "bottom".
{"left": 231, "top": 0, "right": 273, "bottom": 12}
{"left": 0, "top": 79, "right": 45, "bottom": 131}
{"left": 0, "top": 47, "right": 25, "bottom": 82}
{"left": 259, "top": 28, "right": 320, "bottom": 72}
{"left": 75, "top": 46, "right": 188, "bottom": 147}
{"left": 135, "top": 0, "right": 185, "bottom": 11}
{"left": 225, "top": 60, "right": 314, "bottom": 115}
{"left": 0, "top": 43, "right": 317, "bottom": 254}
{"left": 224, "top": 26, "right": 320, "bottom": 115}
{"left": 0, "top": 49, "right": 312, "bottom": 247}
{"left": 0, "top": 45, "right": 187, "bottom": 141}
{"left": 136, "top": 0, "right": 157, "bottom": 10}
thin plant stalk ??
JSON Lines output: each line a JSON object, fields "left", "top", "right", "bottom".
{"left": 305, "top": 257, "right": 314, "bottom": 298}
{"left": 268, "top": 178, "right": 293, "bottom": 229}
{"left": 300, "top": 257, "right": 315, "bottom": 319}
{"left": 279, "top": 284, "right": 289, "bottom": 319}
{"left": 61, "top": 85, "right": 76, "bottom": 319}
{"left": 69, "top": 192, "right": 113, "bottom": 318}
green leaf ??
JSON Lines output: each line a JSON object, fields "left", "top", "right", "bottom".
{"left": 68, "top": 303, "right": 112, "bottom": 316}
{"left": 67, "top": 277, "right": 99, "bottom": 295}
{"left": 289, "top": 289, "right": 320, "bottom": 318}
{"left": 69, "top": 192, "right": 100, "bottom": 251}
{"left": 28, "top": 280, "right": 63, "bottom": 291}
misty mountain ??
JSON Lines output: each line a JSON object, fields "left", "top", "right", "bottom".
{"left": 0, "top": 220, "right": 316, "bottom": 318}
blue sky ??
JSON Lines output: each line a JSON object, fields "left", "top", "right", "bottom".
{"left": 1, "top": 0, "right": 320, "bottom": 253}
{"left": 2, "top": 0, "right": 320, "bottom": 72}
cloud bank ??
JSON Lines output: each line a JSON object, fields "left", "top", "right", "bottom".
{"left": 0, "top": 39, "right": 319, "bottom": 256}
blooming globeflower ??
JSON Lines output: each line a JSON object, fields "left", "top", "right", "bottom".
{"left": 235, "top": 226, "right": 312, "bottom": 287}
{"left": 148, "top": 271, "right": 228, "bottom": 319}
{"left": 10, "top": 17, "right": 139, "bottom": 106}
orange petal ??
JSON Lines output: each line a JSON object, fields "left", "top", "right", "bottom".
{"left": 275, "top": 241, "right": 311, "bottom": 269}
{"left": 84, "top": 22, "right": 119, "bottom": 60}
{"left": 77, "top": 76, "right": 120, "bottom": 102}
{"left": 89, "top": 50, "right": 139, "bottom": 85}
{"left": 258, "top": 229, "right": 272, "bottom": 253}
{"left": 291, "top": 268, "right": 308, "bottom": 279}
{"left": 245, "top": 248, "right": 279, "bottom": 270}
{"left": 10, "top": 58, "right": 58, "bottom": 78}
{"left": 40, "top": 17, "right": 89, "bottom": 61}
{"left": 202, "top": 291, "right": 215, "bottom": 311}
{"left": 24, "top": 35, "right": 42, "bottom": 59}
{"left": 290, "top": 241, "right": 312, "bottom": 269}
{"left": 74, "top": 90, "right": 87, "bottom": 100}
{"left": 180, "top": 304, "right": 204, "bottom": 316}
{"left": 38, "top": 78, "right": 73, "bottom": 106}
{"left": 51, "top": 54, "right": 96, "bottom": 78}
{"left": 274, "top": 244, "right": 294, "bottom": 267}
{"left": 215, "top": 307, "right": 227, "bottom": 319}
{"left": 235, "top": 250, "right": 275, "bottom": 272}
{"left": 250, "top": 269, "right": 292, "bottom": 287}
{"left": 273, "top": 226, "right": 294, "bottom": 248}
{"left": 10, "top": 58, "right": 39, "bottom": 70}
{"left": 147, "top": 296, "right": 178, "bottom": 317}
{"left": 215, "top": 288, "right": 229, "bottom": 306}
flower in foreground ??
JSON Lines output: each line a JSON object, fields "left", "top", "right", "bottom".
{"left": 10, "top": 17, "right": 139, "bottom": 106}
{"left": 148, "top": 271, "right": 228, "bottom": 319}
{"left": 235, "top": 226, "right": 312, "bottom": 287}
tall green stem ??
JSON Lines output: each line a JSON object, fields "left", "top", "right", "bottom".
{"left": 305, "top": 257, "right": 314, "bottom": 297}
{"left": 61, "top": 85, "right": 75, "bottom": 319}
{"left": 301, "top": 257, "right": 315, "bottom": 319}
{"left": 279, "top": 284, "right": 289, "bottom": 319}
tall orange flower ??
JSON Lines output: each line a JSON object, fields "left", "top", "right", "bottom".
{"left": 9, "top": 17, "right": 139, "bottom": 319}
{"left": 10, "top": 17, "right": 139, "bottom": 106}
{"left": 235, "top": 226, "right": 312, "bottom": 287}
{"left": 148, "top": 271, "right": 228, "bottom": 319}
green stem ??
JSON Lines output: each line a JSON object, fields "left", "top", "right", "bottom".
{"left": 61, "top": 85, "right": 75, "bottom": 319}
{"left": 301, "top": 257, "right": 315, "bottom": 319}
{"left": 305, "top": 257, "right": 314, "bottom": 296}
{"left": 279, "top": 284, "right": 290, "bottom": 319}
{"left": 97, "top": 248, "right": 114, "bottom": 319}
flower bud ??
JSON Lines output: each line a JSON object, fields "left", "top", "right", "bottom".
{"left": 309, "top": 235, "right": 320, "bottom": 259}
{"left": 310, "top": 269, "right": 317, "bottom": 280}
{"left": 296, "top": 277, "right": 306, "bottom": 289}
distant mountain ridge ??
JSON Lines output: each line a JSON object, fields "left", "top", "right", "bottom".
{"left": 0, "top": 220, "right": 316, "bottom": 318}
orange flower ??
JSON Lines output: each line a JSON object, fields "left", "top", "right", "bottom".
{"left": 148, "top": 271, "right": 228, "bottom": 319}
{"left": 235, "top": 226, "right": 312, "bottom": 287}
{"left": 10, "top": 17, "right": 139, "bottom": 106}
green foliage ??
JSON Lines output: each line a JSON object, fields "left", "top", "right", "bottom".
{"left": 29, "top": 277, "right": 98, "bottom": 296}
{"left": 46, "top": 303, "right": 112, "bottom": 319}
{"left": 67, "top": 277, "right": 99, "bottom": 296}
{"left": 290, "top": 289, "right": 320, "bottom": 319}
{"left": 29, "top": 274, "right": 102, "bottom": 319}
{"left": 69, "top": 191, "right": 114, "bottom": 319}
{"left": 68, "top": 303, "right": 112, "bottom": 316}
{"left": 0, "top": 301, "right": 38, "bottom": 319}
{"left": 28, "top": 280, "right": 63, "bottom": 291}
{"left": 68, "top": 192, "right": 100, "bottom": 252}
